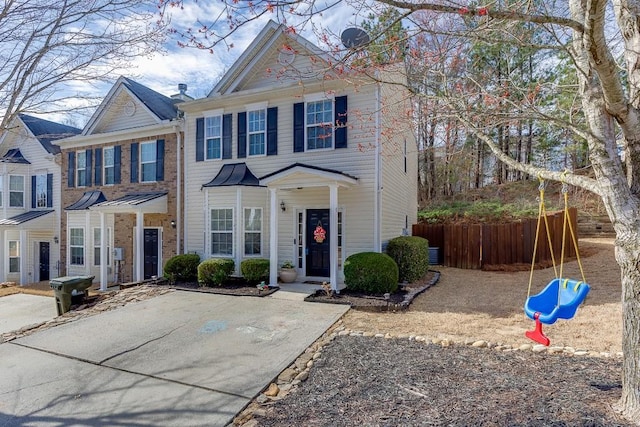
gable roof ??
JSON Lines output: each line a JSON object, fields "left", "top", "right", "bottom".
{"left": 210, "top": 20, "right": 335, "bottom": 96}
{"left": 18, "top": 114, "right": 81, "bottom": 154}
{"left": 82, "top": 77, "right": 179, "bottom": 135}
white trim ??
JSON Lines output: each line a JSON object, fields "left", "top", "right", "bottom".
{"left": 374, "top": 82, "right": 382, "bottom": 252}
{"left": 243, "top": 206, "right": 263, "bottom": 257}
{"left": 244, "top": 101, "right": 268, "bottom": 111}
{"left": 268, "top": 188, "right": 278, "bottom": 287}
{"left": 8, "top": 174, "right": 25, "bottom": 208}
{"left": 56, "top": 122, "right": 176, "bottom": 148}
{"left": 202, "top": 108, "right": 225, "bottom": 118}
{"left": 208, "top": 206, "right": 235, "bottom": 258}
{"left": 303, "top": 92, "right": 335, "bottom": 103}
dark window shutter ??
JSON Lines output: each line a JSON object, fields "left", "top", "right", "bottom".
{"left": 196, "top": 117, "right": 204, "bottom": 162}
{"left": 222, "top": 113, "right": 232, "bottom": 159}
{"left": 85, "top": 149, "right": 92, "bottom": 186}
{"left": 293, "top": 102, "right": 305, "bottom": 153}
{"left": 67, "top": 152, "right": 75, "bottom": 188}
{"left": 114, "top": 145, "right": 121, "bottom": 184}
{"left": 267, "top": 107, "right": 278, "bottom": 156}
{"left": 31, "top": 176, "right": 36, "bottom": 208}
{"left": 335, "top": 95, "right": 348, "bottom": 149}
{"left": 237, "top": 112, "right": 247, "bottom": 159}
{"left": 94, "top": 148, "right": 102, "bottom": 186}
{"left": 130, "top": 142, "right": 139, "bottom": 183}
{"left": 47, "top": 173, "right": 53, "bottom": 208}
{"left": 156, "top": 139, "right": 165, "bottom": 181}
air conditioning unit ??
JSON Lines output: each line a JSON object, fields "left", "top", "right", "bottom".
{"left": 113, "top": 247, "right": 124, "bottom": 261}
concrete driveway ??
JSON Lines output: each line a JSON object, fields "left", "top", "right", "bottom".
{"left": 0, "top": 293, "right": 56, "bottom": 334}
{"left": 0, "top": 290, "right": 349, "bottom": 426}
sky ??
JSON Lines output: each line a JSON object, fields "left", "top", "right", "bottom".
{"left": 111, "top": 1, "right": 361, "bottom": 109}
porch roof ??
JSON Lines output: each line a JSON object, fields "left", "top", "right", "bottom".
{"left": 89, "top": 191, "right": 168, "bottom": 214}
{"left": 202, "top": 162, "right": 261, "bottom": 188}
{"left": 0, "top": 148, "right": 30, "bottom": 164}
{"left": 65, "top": 190, "right": 107, "bottom": 210}
{"left": 0, "top": 210, "right": 53, "bottom": 226}
{"left": 259, "top": 163, "right": 358, "bottom": 188}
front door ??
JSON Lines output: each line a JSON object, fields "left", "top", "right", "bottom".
{"left": 143, "top": 228, "right": 159, "bottom": 279}
{"left": 306, "top": 209, "right": 330, "bottom": 277}
{"left": 39, "top": 242, "right": 50, "bottom": 281}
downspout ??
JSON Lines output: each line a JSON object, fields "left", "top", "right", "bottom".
{"left": 374, "top": 82, "right": 382, "bottom": 252}
{"left": 174, "top": 123, "right": 182, "bottom": 255}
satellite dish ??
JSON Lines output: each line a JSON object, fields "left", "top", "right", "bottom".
{"left": 341, "top": 27, "right": 370, "bottom": 49}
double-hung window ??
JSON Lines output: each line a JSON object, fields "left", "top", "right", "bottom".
{"left": 9, "top": 241, "right": 19, "bottom": 273}
{"left": 210, "top": 208, "right": 233, "bottom": 256}
{"left": 306, "top": 99, "right": 333, "bottom": 150}
{"left": 244, "top": 208, "right": 262, "bottom": 255}
{"left": 35, "top": 174, "right": 47, "bottom": 208}
{"left": 93, "top": 228, "right": 111, "bottom": 266}
{"left": 140, "top": 141, "right": 157, "bottom": 182}
{"left": 248, "top": 110, "right": 266, "bottom": 156}
{"left": 70, "top": 228, "right": 84, "bottom": 265}
{"left": 205, "top": 116, "right": 222, "bottom": 160}
{"left": 9, "top": 175, "right": 24, "bottom": 207}
{"left": 76, "top": 151, "right": 87, "bottom": 187}
{"left": 103, "top": 147, "right": 115, "bottom": 185}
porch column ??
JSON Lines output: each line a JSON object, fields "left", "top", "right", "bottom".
{"left": 269, "top": 188, "right": 278, "bottom": 287}
{"left": 136, "top": 211, "right": 144, "bottom": 281}
{"left": 329, "top": 184, "right": 338, "bottom": 291}
{"left": 19, "top": 229, "right": 27, "bottom": 285}
{"left": 99, "top": 211, "right": 107, "bottom": 291}
{"left": 236, "top": 187, "right": 243, "bottom": 275}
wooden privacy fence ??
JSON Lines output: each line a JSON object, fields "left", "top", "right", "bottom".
{"left": 412, "top": 208, "right": 578, "bottom": 269}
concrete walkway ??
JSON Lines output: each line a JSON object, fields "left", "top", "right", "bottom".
{"left": 0, "top": 290, "right": 349, "bottom": 426}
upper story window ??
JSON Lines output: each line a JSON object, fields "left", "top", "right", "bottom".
{"left": 9, "top": 175, "right": 24, "bottom": 207}
{"left": 103, "top": 147, "right": 115, "bottom": 185}
{"left": 140, "top": 141, "right": 157, "bottom": 182}
{"left": 248, "top": 109, "right": 266, "bottom": 156}
{"left": 35, "top": 174, "right": 47, "bottom": 208}
{"left": 76, "top": 151, "right": 87, "bottom": 187}
{"left": 205, "top": 115, "right": 222, "bottom": 160}
{"left": 306, "top": 99, "right": 334, "bottom": 150}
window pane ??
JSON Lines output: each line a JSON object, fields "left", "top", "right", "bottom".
{"left": 244, "top": 233, "right": 261, "bottom": 255}
{"left": 249, "top": 134, "right": 265, "bottom": 155}
{"left": 9, "top": 241, "right": 18, "bottom": 256}
{"left": 9, "top": 258, "right": 20, "bottom": 273}
{"left": 141, "top": 163, "right": 156, "bottom": 182}
{"left": 244, "top": 208, "right": 261, "bottom": 231}
{"left": 306, "top": 100, "right": 333, "bottom": 150}
{"left": 206, "top": 138, "right": 221, "bottom": 159}
{"left": 36, "top": 174, "right": 47, "bottom": 208}
{"left": 9, "top": 192, "right": 23, "bottom": 207}
{"left": 211, "top": 209, "right": 233, "bottom": 255}
{"left": 77, "top": 151, "right": 86, "bottom": 187}
{"left": 104, "top": 147, "right": 115, "bottom": 185}
{"left": 140, "top": 142, "right": 156, "bottom": 162}
{"left": 9, "top": 175, "right": 24, "bottom": 190}
{"left": 206, "top": 116, "right": 221, "bottom": 137}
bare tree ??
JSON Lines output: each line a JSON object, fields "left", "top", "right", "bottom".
{"left": 0, "top": 0, "right": 166, "bottom": 131}
{"left": 165, "top": 0, "right": 640, "bottom": 420}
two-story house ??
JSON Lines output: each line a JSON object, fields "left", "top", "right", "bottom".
{"left": 179, "top": 21, "right": 418, "bottom": 290}
{"left": 0, "top": 114, "right": 80, "bottom": 285}
{"left": 56, "top": 77, "right": 186, "bottom": 290}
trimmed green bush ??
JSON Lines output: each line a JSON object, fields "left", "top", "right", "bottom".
{"left": 386, "top": 236, "right": 430, "bottom": 282}
{"left": 241, "top": 258, "right": 270, "bottom": 284}
{"left": 198, "top": 258, "right": 235, "bottom": 287}
{"left": 344, "top": 252, "right": 399, "bottom": 294}
{"left": 164, "top": 253, "right": 201, "bottom": 284}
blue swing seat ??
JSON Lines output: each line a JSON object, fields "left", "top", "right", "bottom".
{"left": 524, "top": 278, "right": 590, "bottom": 325}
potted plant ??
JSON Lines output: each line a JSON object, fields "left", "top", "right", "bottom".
{"left": 279, "top": 260, "right": 298, "bottom": 283}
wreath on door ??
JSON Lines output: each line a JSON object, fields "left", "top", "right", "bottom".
{"left": 314, "top": 222, "right": 326, "bottom": 243}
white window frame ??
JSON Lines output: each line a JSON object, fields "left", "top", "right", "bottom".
{"left": 305, "top": 95, "right": 334, "bottom": 151}
{"left": 243, "top": 207, "right": 262, "bottom": 256}
{"left": 76, "top": 151, "right": 87, "bottom": 187}
{"left": 210, "top": 208, "right": 234, "bottom": 257}
{"left": 247, "top": 109, "right": 266, "bottom": 156}
{"left": 205, "top": 115, "right": 223, "bottom": 160}
{"left": 103, "top": 146, "right": 115, "bottom": 185}
{"left": 0, "top": 175, "right": 3, "bottom": 207}
{"left": 93, "top": 227, "right": 111, "bottom": 267}
{"left": 140, "top": 140, "right": 157, "bottom": 183}
{"left": 8, "top": 240, "right": 20, "bottom": 273}
{"left": 35, "top": 174, "right": 47, "bottom": 208}
{"left": 69, "top": 228, "right": 85, "bottom": 266}
{"left": 9, "top": 175, "right": 24, "bottom": 207}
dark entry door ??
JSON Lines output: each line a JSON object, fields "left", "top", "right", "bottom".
{"left": 143, "top": 228, "right": 159, "bottom": 279}
{"left": 39, "top": 242, "right": 50, "bottom": 281}
{"left": 306, "top": 209, "right": 330, "bottom": 277}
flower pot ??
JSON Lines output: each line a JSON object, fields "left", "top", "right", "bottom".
{"left": 279, "top": 268, "right": 298, "bottom": 283}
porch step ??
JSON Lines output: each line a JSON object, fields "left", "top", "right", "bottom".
{"left": 268, "top": 291, "right": 310, "bottom": 301}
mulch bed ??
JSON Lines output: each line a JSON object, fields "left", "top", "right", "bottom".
{"left": 164, "top": 279, "right": 279, "bottom": 297}
{"left": 255, "top": 335, "right": 631, "bottom": 426}
{"left": 304, "top": 271, "right": 440, "bottom": 311}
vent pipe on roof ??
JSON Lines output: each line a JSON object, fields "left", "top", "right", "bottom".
{"left": 171, "top": 83, "right": 193, "bottom": 102}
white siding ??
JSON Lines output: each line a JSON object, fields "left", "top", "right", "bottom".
{"left": 65, "top": 211, "right": 114, "bottom": 281}
{"left": 94, "top": 92, "right": 158, "bottom": 134}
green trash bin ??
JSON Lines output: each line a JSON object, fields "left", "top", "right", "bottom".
{"left": 50, "top": 276, "right": 95, "bottom": 315}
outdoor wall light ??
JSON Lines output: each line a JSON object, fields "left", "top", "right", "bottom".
{"left": 53, "top": 236, "right": 59, "bottom": 244}
{"left": 170, "top": 219, "right": 176, "bottom": 229}
{"left": 280, "top": 201, "right": 286, "bottom": 212}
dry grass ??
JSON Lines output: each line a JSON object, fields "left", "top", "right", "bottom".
{"left": 343, "top": 238, "right": 622, "bottom": 353}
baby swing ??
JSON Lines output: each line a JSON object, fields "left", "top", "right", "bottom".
{"left": 523, "top": 176, "right": 590, "bottom": 346}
